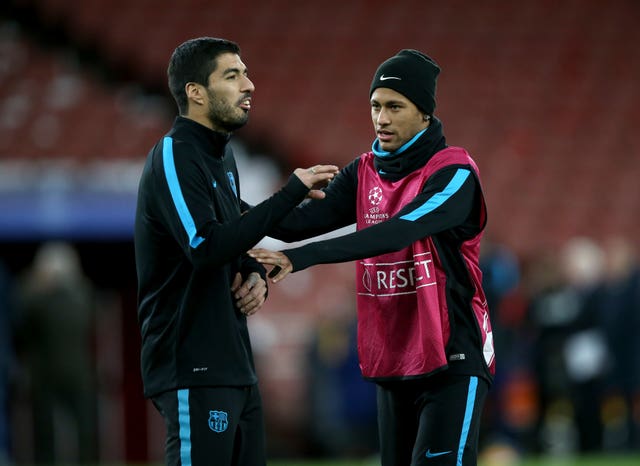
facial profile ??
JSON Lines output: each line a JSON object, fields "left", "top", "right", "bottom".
{"left": 179, "top": 53, "right": 255, "bottom": 133}
{"left": 203, "top": 52, "right": 255, "bottom": 133}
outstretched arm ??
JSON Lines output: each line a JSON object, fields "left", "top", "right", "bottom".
{"left": 250, "top": 166, "right": 483, "bottom": 281}
{"left": 267, "top": 159, "right": 360, "bottom": 242}
{"left": 153, "top": 137, "right": 338, "bottom": 268}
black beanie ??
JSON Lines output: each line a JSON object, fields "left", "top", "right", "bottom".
{"left": 369, "top": 49, "right": 441, "bottom": 115}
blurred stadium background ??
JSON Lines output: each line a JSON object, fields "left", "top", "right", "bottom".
{"left": 1, "top": 0, "right": 639, "bottom": 464}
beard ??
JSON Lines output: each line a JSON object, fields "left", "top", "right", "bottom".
{"left": 206, "top": 89, "right": 249, "bottom": 133}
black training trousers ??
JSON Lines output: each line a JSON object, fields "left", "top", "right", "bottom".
{"left": 376, "top": 374, "right": 489, "bottom": 466}
{"left": 152, "top": 385, "right": 266, "bottom": 466}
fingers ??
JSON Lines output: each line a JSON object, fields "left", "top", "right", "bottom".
{"left": 247, "top": 248, "right": 283, "bottom": 266}
{"left": 307, "top": 164, "right": 339, "bottom": 175}
{"left": 233, "top": 272, "right": 256, "bottom": 298}
{"left": 233, "top": 272, "right": 266, "bottom": 315}
{"left": 230, "top": 272, "right": 243, "bottom": 292}
{"left": 267, "top": 264, "right": 291, "bottom": 283}
{"left": 306, "top": 189, "right": 327, "bottom": 200}
{"left": 247, "top": 249, "right": 293, "bottom": 283}
{"left": 238, "top": 281, "right": 266, "bottom": 315}
{"left": 294, "top": 165, "right": 339, "bottom": 189}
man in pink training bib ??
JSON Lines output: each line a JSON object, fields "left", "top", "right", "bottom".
{"left": 250, "top": 49, "right": 495, "bottom": 466}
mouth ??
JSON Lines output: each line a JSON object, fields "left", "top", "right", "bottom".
{"left": 376, "top": 130, "right": 394, "bottom": 142}
{"left": 238, "top": 97, "right": 252, "bottom": 111}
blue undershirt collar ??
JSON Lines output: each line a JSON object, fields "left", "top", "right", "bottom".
{"left": 372, "top": 127, "right": 428, "bottom": 157}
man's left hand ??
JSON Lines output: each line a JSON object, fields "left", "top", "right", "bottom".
{"left": 231, "top": 272, "right": 267, "bottom": 316}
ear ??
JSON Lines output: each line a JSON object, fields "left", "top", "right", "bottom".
{"left": 186, "top": 82, "right": 206, "bottom": 107}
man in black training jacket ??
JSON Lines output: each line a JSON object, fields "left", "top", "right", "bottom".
{"left": 134, "top": 37, "right": 337, "bottom": 466}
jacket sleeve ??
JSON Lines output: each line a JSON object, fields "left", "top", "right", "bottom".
{"left": 240, "top": 254, "right": 267, "bottom": 280}
{"left": 267, "top": 159, "right": 360, "bottom": 242}
{"left": 284, "top": 165, "right": 484, "bottom": 272}
{"left": 156, "top": 138, "right": 310, "bottom": 269}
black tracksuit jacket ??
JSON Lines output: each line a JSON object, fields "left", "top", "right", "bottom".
{"left": 134, "top": 117, "right": 309, "bottom": 397}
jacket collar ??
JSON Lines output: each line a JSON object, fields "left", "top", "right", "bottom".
{"left": 170, "top": 116, "right": 232, "bottom": 158}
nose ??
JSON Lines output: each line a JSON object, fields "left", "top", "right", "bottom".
{"left": 376, "top": 108, "right": 390, "bottom": 125}
{"left": 242, "top": 75, "right": 255, "bottom": 93}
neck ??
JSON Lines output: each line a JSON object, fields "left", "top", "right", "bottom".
{"left": 183, "top": 112, "right": 231, "bottom": 135}
{"left": 372, "top": 116, "right": 447, "bottom": 179}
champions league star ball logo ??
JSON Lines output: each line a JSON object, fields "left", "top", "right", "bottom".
{"left": 365, "top": 186, "right": 388, "bottom": 222}
{"left": 368, "top": 186, "right": 383, "bottom": 206}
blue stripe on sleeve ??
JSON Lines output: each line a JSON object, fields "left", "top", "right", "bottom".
{"left": 178, "top": 389, "right": 192, "bottom": 466}
{"left": 456, "top": 376, "right": 478, "bottom": 466}
{"left": 400, "top": 168, "right": 471, "bottom": 221}
{"left": 162, "top": 137, "right": 205, "bottom": 248}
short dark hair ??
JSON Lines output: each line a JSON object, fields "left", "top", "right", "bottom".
{"left": 167, "top": 37, "right": 241, "bottom": 114}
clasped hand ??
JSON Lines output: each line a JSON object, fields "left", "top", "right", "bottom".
{"left": 231, "top": 272, "right": 267, "bottom": 315}
{"left": 247, "top": 249, "right": 292, "bottom": 283}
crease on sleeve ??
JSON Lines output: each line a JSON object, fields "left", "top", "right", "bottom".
{"left": 162, "top": 137, "right": 205, "bottom": 248}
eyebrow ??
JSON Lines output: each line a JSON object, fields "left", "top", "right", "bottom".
{"left": 223, "top": 67, "right": 247, "bottom": 76}
{"left": 371, "top": 99, "right": 405, "bottom": 106}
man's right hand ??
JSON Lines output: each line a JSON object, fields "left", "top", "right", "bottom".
{"left": 247, "top": 249, "right": 293, "bottom": 283}
{"left": 294, "top": 165, "right": 339, "bottom": 199}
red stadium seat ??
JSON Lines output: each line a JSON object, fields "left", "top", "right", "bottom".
{"left": 2, "top": 0, "right": 640, "bottom": 254}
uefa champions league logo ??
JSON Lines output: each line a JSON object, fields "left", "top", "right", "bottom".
{"left": 368, "top": 186, "right": 383, "bottom": 206}
{"left": 364, "top": 186, "right": 389, "bottom": 223}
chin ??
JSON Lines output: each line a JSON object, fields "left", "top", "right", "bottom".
{"left": 224, "top": 117, "right": 249, "bottom": 132}
{"left": 380, "top": 143, "right": 400, "bottom": 153}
